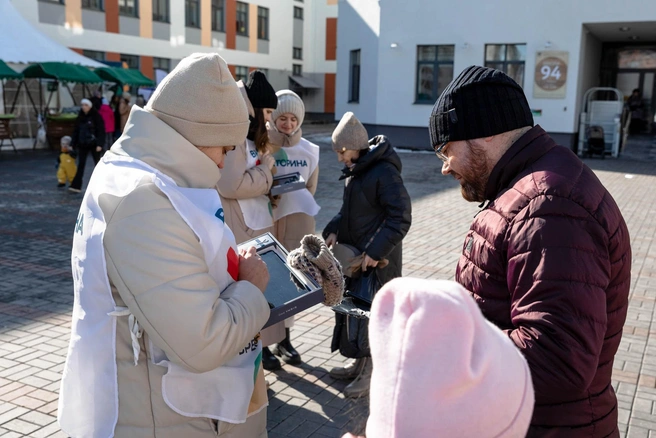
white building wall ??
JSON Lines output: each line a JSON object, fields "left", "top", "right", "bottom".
{"left": 337, "top": 0, "right": 656, "bottom": 138}
{"left": 335, "top": 0, "right": 380, "bottom": 123}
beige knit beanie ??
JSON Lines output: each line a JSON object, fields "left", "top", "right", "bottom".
{"left": 272, "top": 90, "right": 305, "bottom": 128}
{"left": 144, "top": 53, "right": 249, "bottom": 147}
{"left": 331, "top": 111, "right": 369, "bottom": 151}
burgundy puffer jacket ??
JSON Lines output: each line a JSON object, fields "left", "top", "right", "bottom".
{"left": 456, "top": 126, "right": 631, "bottom": 437}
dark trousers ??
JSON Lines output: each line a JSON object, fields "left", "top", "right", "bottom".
{"left": 70, "top": 145, "right": 101, "bottom": 190}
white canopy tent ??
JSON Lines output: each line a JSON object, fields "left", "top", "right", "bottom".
{"left": 0, "top": 0, "right": 104, "bottom": 68}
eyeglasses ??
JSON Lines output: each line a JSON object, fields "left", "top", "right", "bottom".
{"left": 434, "top": 141, "right": 449, "bottom": 163}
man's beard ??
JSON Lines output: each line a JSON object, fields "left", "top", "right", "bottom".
{"left": 458, "top": 141, "right": 490, "bottom": 203}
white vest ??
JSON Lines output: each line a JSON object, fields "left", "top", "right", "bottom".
{"left": 272, "top": 137, "right": 321, "bottom": 221}
{"left": 236, "top": 139, "right": 274, "bottom": 231}
{"left": 58, "top": 154, "right": 264, "bottom": 438}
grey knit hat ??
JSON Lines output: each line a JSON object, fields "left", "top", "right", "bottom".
{"left": 272, "top": 90, "right": 305, "bottom": 128}
{"left": 428, "top": 65, "right": 533, "bottom": 147}
{"left": 332, "top": 112, "right": 369, "bottom": 151}
{"left": 287, "top": 235, "right": 344, "bottom": 307}
{"left": 145, "top": 53, "right": 249, "bottom": 147}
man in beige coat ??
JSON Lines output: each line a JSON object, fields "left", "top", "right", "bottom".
{"left": 58, "top": 54, "right": 272, "bottom": 438}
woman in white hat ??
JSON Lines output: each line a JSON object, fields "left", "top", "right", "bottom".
{"left": 264, "top": 90, "right": 321, "bottom": 368}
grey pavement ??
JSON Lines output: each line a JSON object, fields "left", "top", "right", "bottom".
{"left": 0, "top": 133, "right": 655, "bottom": 437}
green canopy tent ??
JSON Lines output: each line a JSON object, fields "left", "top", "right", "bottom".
{"left": 94, "top": 67, "right": 155, "bottom": 88}
{"left": 19, "top": 62, "right": 103, "bottom": 149}
{"left": 0, "top": 59, "right": 22, "bottom": 114}
{"left": 21, "top": 62, "right": 103, "bottom": 112}
{"left": 0, "top": 61, "right": 22, "bottom": 152}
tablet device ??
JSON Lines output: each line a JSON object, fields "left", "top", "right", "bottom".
{"left": 270, "top": 172, "right": 307, "bottom": 196}
{"left": 238, "top": 233, "right": 323, "bottom": 328}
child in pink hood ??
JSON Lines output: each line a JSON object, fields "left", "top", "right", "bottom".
{"left": 343, "top": 278, "right": 534, "bottom": 438}
{"left": 98, "top": 97, "right": 115, "bottom": 151}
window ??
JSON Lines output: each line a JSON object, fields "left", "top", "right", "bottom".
{"left": 293, "top": 6, "right": 303, "bottom": 20}
{"left": 83, "top": 50, "right": 105, "bottom": 62}
{"left": 42, "top": 0, "right": 65, "bottom": 4}
{"left": 211, "top": 0, "right": 224, "bottom": 32}
{"left": 235, "top": 66, "right": 249, "bottom": 83}
{"left": 153, "top": 57, "right": 170, "bottom": 75}
{"left": 292, "top": 64, "right": 302, "bottom": 76}
{"left": 153, "top": 0, "right": 169, "bottom": 22}
{"left": 415, "top": 45, "right": 455, "bottom": 103}
{"left": 236, "top": 2, "right": 248, "bottom": 36}
{"left": 82, "top": 0, "right": 103, "bottom": 11}
{"left": 293, "top": 47, "right": 303, "bottom": 60}
{"left": 485, "top": 44, "right": 527, "bottom": 87}
{"left": 186, "top": 0, "right": 200, "bottom": 27}
{"left": 118, "top": 0, "right": 138, "bottom": 17}
{"left": 257, "top": 7, "right": 269, "bottom": 40}
{"left": 349, "top": 49, "right": 360, "bottom": 103}
{"left": 120, "top": 54, "right": 140, "bottom": 70}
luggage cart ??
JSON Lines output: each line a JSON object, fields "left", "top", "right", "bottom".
{"left": 577, "top": 87, "right": 623, "bottom": 158}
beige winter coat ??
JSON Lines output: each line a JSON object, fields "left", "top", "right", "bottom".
{"left": 216, "top": 138, "right": 275, "bottom": 245}
{"left": 100, "top": 107, "right": 270, "bottom": 438}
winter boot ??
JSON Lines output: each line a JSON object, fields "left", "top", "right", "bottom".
{"left": 261, "top": 346, "right": 281, "bottom": 371}
{"left": 329, "top": 357, "right": 366, "bottom": 381}
{"left": 343, "top": 357, "right": 372, "bottom": 399}
{"left": 273, "top": 328, "right": 302, "bottom": 365}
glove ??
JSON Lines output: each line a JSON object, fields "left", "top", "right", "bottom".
{"left": 260, "top": 153, "right": 275, "bottom": 171}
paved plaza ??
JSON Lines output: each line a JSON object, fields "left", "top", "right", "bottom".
{"left": 0, "top": 132, "right": 655, "bottom": 437}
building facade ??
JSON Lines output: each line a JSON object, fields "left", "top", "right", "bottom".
{"left": 335, "top": 0, "right": 656, "bottom": 149}
{"left": 13, "top": 0, "right": 338, "bottom": 117}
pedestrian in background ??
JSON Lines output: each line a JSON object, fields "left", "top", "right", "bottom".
{"left": 118, "top": 92, "right": 132, "bottom": 134}
{"left": 430, "top": 65, "right": 631, "bottom": 437}
{"left": 56, "top": 135, "right": 76, "bottom": 188}
{"left": 99, "top": 97, "right": 115, "bottom": 151}
{"left": 69, "top": 98, "right": 105, "bottom": 193}
{"left": 323, "top": 111, "right": 412, "bottom": 399}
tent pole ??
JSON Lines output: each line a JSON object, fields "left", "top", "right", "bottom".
{"left": 65, "top": 83, "right": 76, "bottom": 105}
{"left": 23, "top": 80, "right": 39, "bottom": 117}
{"left": 2, "top": 80, "right": 5, "bottom": 114}
{"left": 10, "top": 80, "right": 25, "bottom": 113}
{"left": 38, "top": 79, "right": 43, "bottom": 119}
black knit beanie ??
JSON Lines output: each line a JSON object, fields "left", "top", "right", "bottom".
{"left": 428, "top": 65, "right": 533, "bottom": 147}
{"left": 245, "top": 70, "right": 278, "bottom": 109}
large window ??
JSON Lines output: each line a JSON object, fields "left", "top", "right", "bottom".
{"left": 485, "top": 44, "right": 526, "bottom": 87}
{"left": 257, "top": 7, "right": 269, "bottom": 40}
{"left": 292, "top": 64, "right": 302, "bottom": 76}
{"left": 186, "top": 0, "right": 200, "bottom": 27}
{"left": 120, "top": 54, "right": 140, "bottom": 70}
{"left": 153, "top": 0, "right": 169, "bottom": 22}
{"left": 415, "top": 45, "right": 454, "bottom": 104}
{"left": 236, "top": 2, "right": 248, "bottom": 36}
{"left": 83, "top": 50, "right": 105, "bottom": 62}
{"left": 349, "top": 49, "right": 360, "bottom": 103}
{"left": 82, "top": 0, "right": 103, "bottom": 11}
{"left": 293, "top": 47, "right": 303, "bottom": 60}
{"left": 119, "top": 0, "right": 138, "bottom": 17}
{"left": 293, "top": 6, "right": 303, "bottom": 20}
{"left": 235, "top": 66, "right": 249, "bottom": 83}
{"left": 211, "top": 0, "right": 225, "bottom": 32}
{"left": 153, "top": 57, "right": 170, "bottom": 75}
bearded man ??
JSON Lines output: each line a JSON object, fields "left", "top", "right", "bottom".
{"left": 429, "top": 65, "right": 631, "bottom": 438}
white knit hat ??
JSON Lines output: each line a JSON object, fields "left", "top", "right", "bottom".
{"left": 272, "top": 90, "right": 305, "bottom": 128}
{"left": 144, "top": 53, "right": 249, "bottom": 147}
{"left": 366, "top": 278, "right": 534, "bottom": 438}
{"left": 332, "top": 111, "right": 369, "bottom": 151}
{"left": 80, "top": 98, "right": 92, "bottom": 107}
